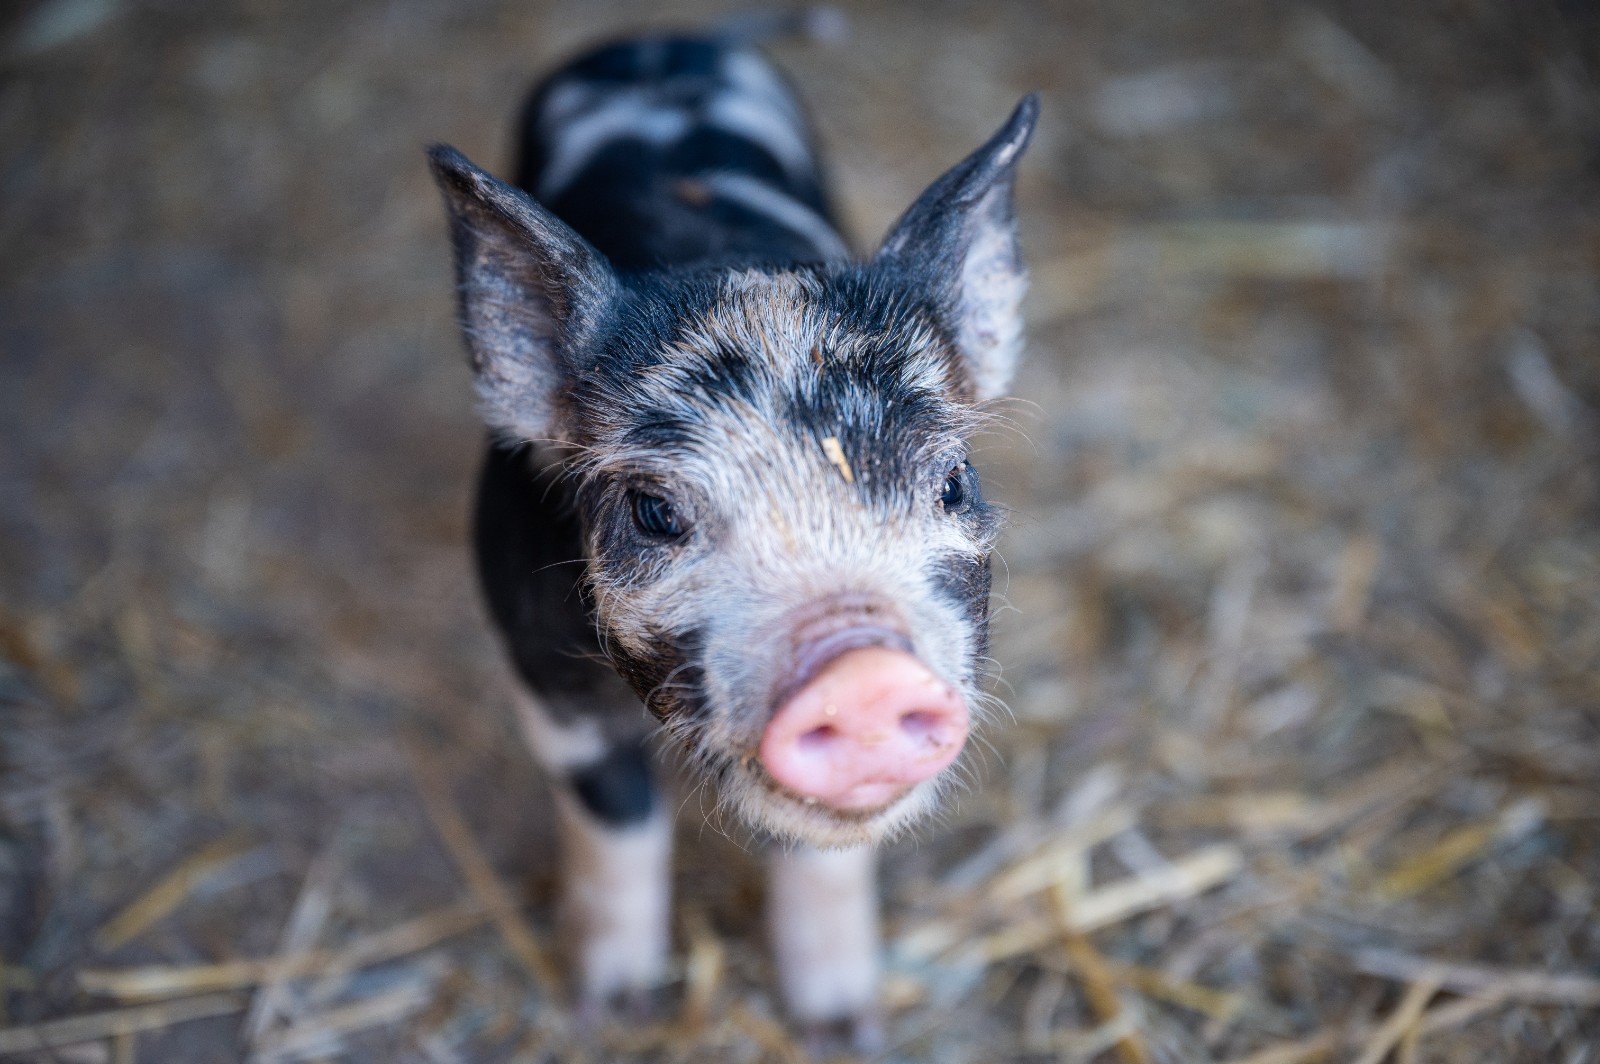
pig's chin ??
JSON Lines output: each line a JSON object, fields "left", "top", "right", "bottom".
{"left": 727, "top": 767, "right": 946, "bottom": 849}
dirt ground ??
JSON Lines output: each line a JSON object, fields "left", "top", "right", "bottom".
{"left": 3, "top": 1, "right": 1599, "bottom": 1061}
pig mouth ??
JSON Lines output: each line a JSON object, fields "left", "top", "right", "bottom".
{"left": 727, "top": 752, "right": 944, "bottom": 848}
{"left": 754, "top": 769, "right": 912, "bottom": 824}
{"left": 738, "top": 747, "right": 918, "bottom": 823}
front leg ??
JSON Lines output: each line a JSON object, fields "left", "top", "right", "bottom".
{"left": 767, "top": 844, "right": 881, "bottom": 1045}
{"left": 515, "top": 693, "right": 673, "bottom": 1008}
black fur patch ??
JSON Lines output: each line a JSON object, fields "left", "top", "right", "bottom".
{"left": 473, "top": 441, "right": 611, "bottom": 715}
{"left": 569, "top": 736, "right": 656, "bottom": 825}
{"left": 932, "top": 551, "right": 994, "bottom": 678}
{"left": 610, "top": 626, "right": 709, "bottom": 725}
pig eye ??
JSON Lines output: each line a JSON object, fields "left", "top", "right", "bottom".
{"left": 940, "top": 463, "right": 969, "bottom": 512}
{"left": 630, "top": 490, "right": 684, "bottom": 539}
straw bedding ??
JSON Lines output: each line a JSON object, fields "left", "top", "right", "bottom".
{"left": 2, "top": 1, "right": 1596, "bottom": 1060}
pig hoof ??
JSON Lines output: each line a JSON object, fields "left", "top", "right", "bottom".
{"left": 571, "top": 995, "right": 605, "bottom": 1034}
{"left": 800, "top": 1009, "right": 885, "bottom": 1059}
{"left": 850, "top": 1009, "right": 886, "bottom": 1054}
{"left": 571, "top": 983, "right": 665, "bottom": 1029}
{"left": 563, "top": 921, "right": 669, "bottom": 1012}
{"left": 621, "top": 985, "right": 664, "bottom": 1022}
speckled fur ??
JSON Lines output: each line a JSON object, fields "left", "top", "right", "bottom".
{"left": 569, "top": 267, "right": 1002, "bottom": 845}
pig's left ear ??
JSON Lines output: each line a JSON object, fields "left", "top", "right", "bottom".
{"left": 876, "top": 94, "right": 1039, "bottom": 401}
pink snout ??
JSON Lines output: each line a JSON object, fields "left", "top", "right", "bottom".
{"left": 759, "top": 647, "right": 969, "bottom": 812}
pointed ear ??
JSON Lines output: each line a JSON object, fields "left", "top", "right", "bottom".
{"left": 876, "top": 94, "right": 1039, "bottom": 400}
{"left": 427, "top": 144, "right": 618, "bottom": 443}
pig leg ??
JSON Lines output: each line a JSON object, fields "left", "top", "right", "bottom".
{"left": 513, "top": 692, "right": 673, "bottom": 1008}
{"left": 477, "top": 445, "right": 674, "bottom": 1006}
{"left": 767, "top": 844, "right": 882, "bottom": 1046}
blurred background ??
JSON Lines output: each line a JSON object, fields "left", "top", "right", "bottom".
{"left": 2, "top": 1, "right": 1598, "bottom": 1061}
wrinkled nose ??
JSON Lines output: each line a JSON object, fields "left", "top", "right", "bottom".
{"left": 759, "top": 647, "right": 968, "bottom": 812}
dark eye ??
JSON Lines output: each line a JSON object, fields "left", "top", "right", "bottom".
{"left": 630, "top": 491, "right": 684, "bottom": 538}
{"left": 940, "top": 463, "right": 969, "bottom": 512}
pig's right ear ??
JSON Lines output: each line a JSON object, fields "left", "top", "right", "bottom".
{"left": 427, "top": 144, "right": 618, "bottom": 443}
{"left": 875, "top": 95, "right": 1038, "bottom": 402}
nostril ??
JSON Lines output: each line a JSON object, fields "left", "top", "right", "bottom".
{"left": 899, "top": 710, "right": 944, "bottom": 744}
{"left": 799, "top": 724, "right": 838, "bottom": 751}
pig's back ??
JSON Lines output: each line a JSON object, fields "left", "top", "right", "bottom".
{"left": 513, "top": 34, "right": 848, "bottom": 271}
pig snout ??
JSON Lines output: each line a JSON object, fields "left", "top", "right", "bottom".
{"left": 760, "top": 622, "right": 969, "bottom": 812}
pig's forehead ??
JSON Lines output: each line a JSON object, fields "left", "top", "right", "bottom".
{"left": 586, "top": 268, "right": 975, "bottom": 443}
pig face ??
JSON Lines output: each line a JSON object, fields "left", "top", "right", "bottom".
{"left": 574, "top": 269, "right": 1003, "bottom": 847}
{"left": 430, "top": 97, "right": 1035, "bottom": 847}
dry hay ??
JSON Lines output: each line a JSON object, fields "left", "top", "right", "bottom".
{"left": 1, "top": 1, "right": 1597, "bottom": 1061}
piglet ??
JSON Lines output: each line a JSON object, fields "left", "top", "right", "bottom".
{"left": 428, "top": 16, "right": 1036, "bottom": 1043}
